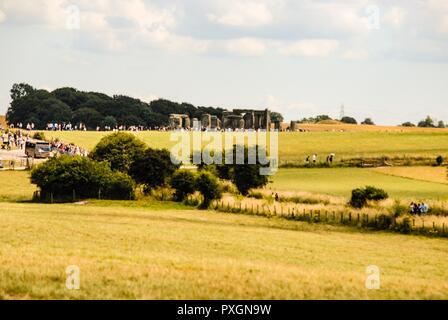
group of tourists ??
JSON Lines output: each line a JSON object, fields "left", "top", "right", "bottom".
{"left": 8, "top": 122, "right": 35, "bottom": 130}
{"left": 1, "top": 129, "right": 29, "bottom": 150}
{"left": 50, "top": 140, "right": 89, "bottom": 157}
{"left": 409, "top": 202, "right": 429, "bottom": 215}
{"left": 47, "top": 122, "right": 87, "bottom": 131}
{"left": 305, "top": 153, "right": 335, "bottom": 164}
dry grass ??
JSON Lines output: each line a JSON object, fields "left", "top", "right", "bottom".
{"left": 296, "top": 123, "right": 448, "bottom": 133}
{"left": 372, "top": 166, "right": 448, "bottom": 184}
{"left": 1, "top": 201, "right": 448, "bottom": 299}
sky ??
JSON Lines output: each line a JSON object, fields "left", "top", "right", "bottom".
{"left": 1, "top": 0, "right": 448, "bottom": 125}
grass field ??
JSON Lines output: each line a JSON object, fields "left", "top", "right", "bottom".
{"left": 269, "top": 168, "right": 448, "bottom": 200}
{"left": 372, "top": 166, "right": 448, "bottom": 184}
{"left": 43, "top": 131, "right": 448, "bottom": 163}
{"left": 1, "top": 136, "right": 448, "bottom": 299}
{"left": 1, "top": 200, "right": 448, "bottom": 299}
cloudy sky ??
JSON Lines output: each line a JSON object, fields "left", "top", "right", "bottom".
{"left": 1, "top": 0, "right": 448, "bottom": 124}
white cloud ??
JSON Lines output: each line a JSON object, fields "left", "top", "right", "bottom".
{"left": 278, "top": 39, "right": 339, "bottom": 57}
{"left": 225, "top": 38, "right": 266, "bottom": 56}
{"left": 0, "top": 10, "right": 5, "bottom": 23}
{"left": 207, "top": 1, "right": 273, "bottom": 27}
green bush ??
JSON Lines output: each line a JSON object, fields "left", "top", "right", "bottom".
{"left": 436, "top": 155, "right": 444, "bottom": 166}
{"left": 364, "top": 186, "right": 389, "bottom": 201}
{"left": 31, "top": 155, "right": 135, "bottom": 201}
{"left": 212, "top": 145, "right": 269, "bottom": 196}
{"left": 170, "top": 170, "right": 196, "bottom": 202}
{"left": 90, "top": 132, "right": 146, "bottom": 173}
{"left": 398, "top": 217, "right": 413, "bottom": 234}
{"left": 349, "top": 188, "right": 367, "bottom": 208}
{"left": 349, "top": 186, "right": 389, "bottom": 208}
{"left": 195, "top": 171, "right": 222, "bottom": 209}
{"left": 32, "top": 132, "right": 46, "bottom": 141}
{"left": 130, "top": 148, "right": 179, "bottom": 192}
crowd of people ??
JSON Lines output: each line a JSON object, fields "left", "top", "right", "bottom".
{"left": 50, "top": 140, "right": 89, "bottom": 157}
{"left": 1, "top": 129, "right": 29, "bottom": 150}
{"left": 0, "top": 128, "right": 88, "bottom": 157}
{"left": 409, "top": 202, "right": 429, "bottom": 215}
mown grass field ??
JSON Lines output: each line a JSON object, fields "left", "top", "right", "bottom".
{"left": 269, "top": 168, "right": 448, "bottom": 200}
{"left": 44, "top": 130, "right": 448, "bottom": 162}
{"left": 1, "top": 171, "right": 448, "bottom": 299}
{"left": 1, "top": 200, "right": 448, "bottom": 299}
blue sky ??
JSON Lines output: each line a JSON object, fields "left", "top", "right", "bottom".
{"left": 1, "top": 0, "right": 448, "bottom": 124}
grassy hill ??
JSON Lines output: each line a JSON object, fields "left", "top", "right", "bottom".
{"left": 44, "top": 130, "right": 448, "bottom": 163}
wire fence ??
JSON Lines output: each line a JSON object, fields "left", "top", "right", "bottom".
{"left": 211, "top": 200, "right": 448, "bottom": 238}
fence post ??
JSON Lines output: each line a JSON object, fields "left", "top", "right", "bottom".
{"left": 349, "top": 212, "right": 352, "bottom": 223}
{"left": 50, "top": 192, "right": 54, "bottom": 204}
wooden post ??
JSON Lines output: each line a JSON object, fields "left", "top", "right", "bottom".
{"left": 50, "top": 192, "right": 54, "bottom": 204}
{"left": 349, "top": 212, "right": 352, "bottom": 223}
{"left": 357, "top": 213, "right": 360, "bottom": 223}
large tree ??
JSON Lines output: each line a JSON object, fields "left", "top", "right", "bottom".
{"left": 90, "top": 132, "right": 146, "bottom": 173}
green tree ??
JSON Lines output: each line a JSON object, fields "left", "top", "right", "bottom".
{"left": 90, "top": 132, "right": 146, "bottom": 173}
{"left": 400, "top": 122, "right": 415, "bottom": 127}
{"left": 101, "top": 116, "right": 118, "bottom": 129}
{"left": 170, "top": 170, "right": 196, "bottom": 201}
{"left": 361, "top": 118, "right": 375, "bottom": 125}
{"left": 213, "top": 145, "right": 270, "bottom": 196}
{"left": 72, "top": 107, "right": 104, "bottom": 129}
{"left": 129, "top": 148, "right": 179, "bottom": 192}
{"left": 437, "top": 120, "right": 445, "bottom": 128}
{"left": 31, "top": 155, "right": 135, "bottom": 201}
{"left": 270, "top": 112, "right": 284, "bottom": 123}
{"left": 340, "top": 116, "right": 357, "bottom": 124}
{"left": 418, "top": 116, "right": 435, "bottom": 128}
{"left": 195, "top": 171, "right": 222, "bottom": 209}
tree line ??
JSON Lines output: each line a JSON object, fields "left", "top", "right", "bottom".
{"left": 6, "top": 83, "right": 225, "bottom": 130}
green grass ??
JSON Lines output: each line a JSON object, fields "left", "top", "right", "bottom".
{"left": 1, "top": 201, "right": 448, "bottom": 299}
{"left": 269, "top": 168, "right": 448, "bottom": 200}
{"left": 44, "top": 131, "right": 448, "bottom": 162}
{"left": 0, "top": 171, "right": 36, "bottom": 202}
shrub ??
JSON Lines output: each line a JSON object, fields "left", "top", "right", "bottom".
{"left": 350, "top": 188, "right": 367, "bottom": 208}
{"left": 436, "top": 155, "right": 444, "bottom": 166}
{"left": 364, "top": 186, "right": 389, "bottom": 201}
{"left": 31, "top": 155, "right": 135, "bottom": 201}
{"left": 90, "top": 132, "right": 146, "bottom": 173}
{"left": 349, "top": 186, "right": 388, "bottom": 208}
{"left": 195, "top": 171, "right": 222, "bottom": 209}
{"left": 32, "top": 132, "right": 46, "bottom": 141}
{"left": 213, "top": 145, "right": 269, "bottom": 196}
{"left": 391, "top": 200, "right": 407, "bottom": 217}
{"left": 170, "top": 170, "right": 196, "bottom": 201}
{"left": 340, "top": 116, "right": 357, "bottom": 124}
{"left": 398, "top": 217, "right": 413, "bottom": 234}
{"left": 130, "top": 148, "right": 179, "bottom": 192}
